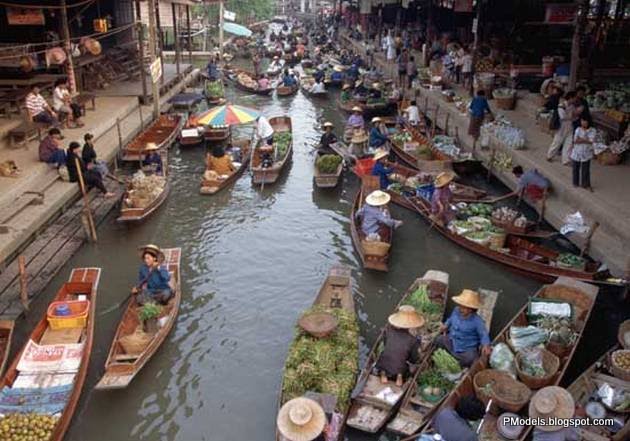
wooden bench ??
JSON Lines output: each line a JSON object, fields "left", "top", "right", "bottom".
{"left": 7, "top": 121, "right": 46, "bottom": 148}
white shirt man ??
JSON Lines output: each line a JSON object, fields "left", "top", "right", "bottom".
{"left": 405, "top": 104, "right": 421, "bottom": 126}
{"left": 311, "top": 81, "right": 326, "bottom": 94}
{"left": 256, "top": 116, "right": 274, "bottom": 141}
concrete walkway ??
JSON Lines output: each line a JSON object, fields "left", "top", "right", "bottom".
{"left": 340, "top": 31, "right": 630, "bottom": 276}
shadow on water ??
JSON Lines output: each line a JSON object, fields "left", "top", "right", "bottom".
{"left": 6, "top": 59, "right": 624, "bottom": 441}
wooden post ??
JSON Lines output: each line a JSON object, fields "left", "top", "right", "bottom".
{"left": 60, "top": 0, "right": 77, "bottom": 93}
{"left": 186, "top": 5, "right": 193, "bottom": 63}
{"left": 431, "top": 106, "right": 439, "bottom": 138}
{"left": 537, "top": 190, "right": 548, "bottom": 225}
{"left": 581, "top": 221, "right": 599, "bottom": 257}
{"left": 116, "top": 118, "right": 123, "bottom": 150}
{"left": 136, "top": 19, "right": 148, "bottom": 102}
{"left": 424, "top": 96, "right": 429, "bottom": 114}
{"left": 147, "top": 0, "right": 161, "bottom": 119}
{"left": 444, "top": 113, "right": 450, "bottom": 136}
{"left": 155, "top": 0, "right": 165, "bottom": 85}
{"left": 172, "top": 3, "right": 181, "bottom": 76}
{"left": 139, "top": 104, "right": 144, "bottom": 130}
{"left": 18, "top": 255, "right": 28, "bottom": 311}
{"left": 569, "top": 0, "right": 589, "bottom": 90}
{"left": 219, "top": 1, "right": 225, "bottom": 60}
{"left": 75, "top": 158, "right": 98, "bottom": 242}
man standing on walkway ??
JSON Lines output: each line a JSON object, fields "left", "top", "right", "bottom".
{"left": 468, "top": 90, "right": 493, "bottom": 149}
{"left": 547, "top": 91, "right": 582, "bottom": 164}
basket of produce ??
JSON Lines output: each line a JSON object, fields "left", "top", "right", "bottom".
{"left": 432, "top": 348, "right": 463, "bottom": 381}
{"left": 493, "top": 88, "right": 516, "bottom": 110}
{"left": 120, "top": 327, "right": 152, "bottom": 354}
{"left": 298, "top": 311, "right": 339, "bottom": 338}
{"left": 618, "top": 319, "right": 630, "bottom": 349}
{"left": 316, "top": 154, "right": 342, "bottom": 175}
{"left": 487, "top": 228, "right": 507, "bottom": 249}
{"left": 610, "top": 349, "right": 630, "bottom": 381}
{"left": 0, "top": 414, "right": 60, "bottom": 441}
{"left": 463, "top": 230, "right": 491, "bottom": 247}
{"left": 361, "top": 240, "right": 391, "bottom": 257}
{"left": 474, "top": 369, "right": 532, "bottom": 412}
{"left": 556, "top": 253, "right": 586, "bottom": 271}
{"left": 538, "top": 315, "right": 577, "bottom": 358}
{"left": 596, "top": 150, "right": 622, "bottom": 165}
{"left": 515, "top": 348, "right": 560, "bottom": 389}
{"left": 417, "top": 369, "right": 453, "bottom": 403}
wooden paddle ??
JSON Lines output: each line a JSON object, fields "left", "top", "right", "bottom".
{"left": 98, "top": 263, "right": 161, "bottom": 316}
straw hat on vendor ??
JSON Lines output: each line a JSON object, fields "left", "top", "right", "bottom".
{"left": 351, "top": 106, "right": 362, "bottom": 113}
{"left": 333, "top": 65, "right": 344, "bottom": 72}
{"left": 373, "top": 148, "right": 388, "bottom": 162}
{"left": 365, "top": 190, "right": 390, "bottom": 207}
{"left": 389, "top": 305, "right": 425, "bottom": 329}
{"left": 138, "top": 244, "right": 165, "bottom": 262}
{"left": 371, "top": 116, "right": 382, "bottom": 124}
{"left": 452, "top": 289, "right": 482, "bottom": 310}
{"left": 371, "top": 82, "right": 381, "bottom": 90}
{"left": 342, "top": 83, "right": 351, "bottom": 90}
{"left": 322, "top": 121, "right": 334, "bottom": 129}
{"left": 277, "top": 397, "right": 326, "bottom": 441}
{"left": 434, "top": 171, "right": 455, "bottom": 188}
{"left": 145, "top": 142, "right": 159, "bottom": 151}
{"left": 529, "top": 387, "right": 575, "bottom": 432}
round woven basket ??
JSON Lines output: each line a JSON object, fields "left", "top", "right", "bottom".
{"left": 119, "top": 328, "right": 152, "bottom": 354}
{"left": 361, "top": 240, "right": 390, "bottom": 257}
{"left": 618, "top": 319, "right": 630, "bottom": 349}
{"left": 515, "top": 349, "right": 560, "bottom": 389}
{"left": 473, "top": 369, "right": 531, "bottom": 413}
{"left": 298, "top": 312, "right": 338, "bottom": 338}
{"left": 492, "top": 93, "right": 516, "bottom": 110}
{"left": 546, "top": 340, "right": 572, "bottom": 358}
{"left": 610, "top": 349, "right": 630, "bottom": 382}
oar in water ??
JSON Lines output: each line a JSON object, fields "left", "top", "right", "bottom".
{"left": 98, "top": 266, "right": 159, "bottom": 316}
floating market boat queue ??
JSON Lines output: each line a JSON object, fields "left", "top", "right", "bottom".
{"left": 0, "top": 10, "right": 628, "bottom": 441}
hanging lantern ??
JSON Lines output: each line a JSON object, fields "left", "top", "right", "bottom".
{"left": 93, "top": 18, "right": 108, "bottom": 33}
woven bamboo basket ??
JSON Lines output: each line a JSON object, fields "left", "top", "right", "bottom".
{"left": 119, "top": 328, "right": 152, "bottom": 354}
{"left": 515, "top": 349, "right": 560, "bottom": 389}
{"left": 596, "top": 151, "right": 622, "bottom": 165}
{"left": 546, "top": 340, "right": 572, "bottom": 358}
{"left": 487, "top": 231, "right": 507, "bottom": 249}
{"left": 473, "top": 369, "right": 531, "bottom": 413}
{"left": 618, "top": 319, "right": 630, "bottom": 349}
{"left": 610, "top": 350, "right": 630, "bottom": 381}
{"left": 361, "top": 240, "right": 390, "bottom": 257}
{"left": 298, "top": 312, "right": 338, "bottom": 338}
{"left": 493, "top": 93, "right": 516, "bottom": 110}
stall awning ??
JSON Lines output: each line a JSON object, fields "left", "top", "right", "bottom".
{"left": 222, "top": 22, "right": 252, "bottom": 37}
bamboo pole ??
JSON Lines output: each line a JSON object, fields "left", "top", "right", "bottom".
{"left": 186, "top": 5, "right": 193, "bottom": 63}
{"left": 147, "top": 0, "right": 161, "bottom": 119}
{"left": 431, "top": 105, "right": 439, "bottom": 138}
{"left": 172, "top": 3, "right": 181, "bottom": 76}
{"left": 444, "top": 113, "right": 450, "bottom": 136}
{"left": 537, "top": 190, "right": 548, "bottom": 225}
{"left": 155, "top": 0, "right": 165, "bottom": 86}
{"left": 135, "top": 1, "right": 148, "bottom": 102}
{"left": 18, "top": 255, "right": 28, "bottom": 311}
{"left": 75, "top": 158, "right": 98, "bottom": 242}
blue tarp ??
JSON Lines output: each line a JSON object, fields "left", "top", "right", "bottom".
{"left": 0, "top": 384, "right": 72, "bottom": 415}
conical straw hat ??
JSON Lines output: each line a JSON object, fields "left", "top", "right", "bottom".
{"left": 452, "top": 289, "right": 482, "bottom": 309}
{"left": 529, "top": 387, "right": 575, "bottom": 432}
{"left": 277, "top": 397, "right": 326, "bottom": 441}
{"left": 389, "top": 305, "right": 425, "bottom": 329}
{"left": 365, "top": 190, "right": 391, "bottom": 207}
{"left": 434, "top": 171, "right": 455, "bottom": 188}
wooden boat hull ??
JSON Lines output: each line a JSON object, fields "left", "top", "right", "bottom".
{"left": 201, "top": 140, "right": 252, "bottom": 195}
{"left": 252, "top": 116, "right": 293, "bottom": 185}
{"left": 422, "top": 277, "right": 598, "bottom": 441}
{"left": 276, "top": 265, "right": 356, "bottom": 441}
{"left": 313, "top": 158, "right": 343, "bottom": 189}
{"left": 276, "top": 85, "right": 298, "bottom": 97}
{"left": 203, "top": 126, "right": 231, "bottom": 142}
{"left": 0, "top": 268, "right": 100, "bottom": 441}
{"left": 346, "top": 271, "right": 449, "bottom": 433}
{"left": 225, "top": 70, "right": 273, "bottom": 95}
{"left": 121, "top": 114, "right": 184, "bottom": 161}
{"left": 117, "top": 182, "right": 170, "bottom": 223}
{"left": 350, "top": 176, "right": 392, "bottom": 272}
{"left": 95, "top": 248, "right": 181, "bottom": 390}
{"left": 0, "top": 320, "right": 14, "bottom": 377}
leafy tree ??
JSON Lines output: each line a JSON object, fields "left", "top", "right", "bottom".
{"left": 194, "top": 0, "right": 275, "bottom": 24}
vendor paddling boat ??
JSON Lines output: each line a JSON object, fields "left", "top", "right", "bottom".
{"left": 566, "top": 345, "right": 630, "bottom": 441}
{"left": 386, "top": 288, "right": 498, "bottom": 437}
{"left": 95, "top": 248, "right": 181, "bottom": 390}
{"left": 422, "top": 277, "right": 598, "bottom": 441}
{"left": 252, "top": 116, "right": 293, "bottom": 185}
{"left": 0, "top": 268, "right": 100, "bottom": 441}
{"left": 225, "top": 68, "right": 273, "bottom": 95}
{"left": 201, "top": 139, "right": 251, "bottom": 195}
{"left": 121, "top": 114, "right": 183, "bottom": 162}
{"left": 276, "top": 265, "right": 357, "bottom": 441}
{"left": 402, "top": 194, "right": 611, "bottom": 284}
{"left": 345, "top": 270, "right": 449, "bottom": 433}
{"left": 350, "top": 176, "right": 394, "bottom": 272}
{"left": 0, "top": 320, "right": 14, "bottom": 377}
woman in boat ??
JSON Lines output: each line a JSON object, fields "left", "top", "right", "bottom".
{"left": 82, "top": 133, "right": 108, "bottom": 179}
{"left": 529, "top": 387, "right": 578, "bottom": 441}
{"left": 371, "top": 149, "right": 393, "bottom": 189}
{"left": 206, "top": 56, "right": 219, "bottom": 80}
{"left": 432, "top": 395, "right": 485, "bottom": 441}
{"left": 369, "top": 117, "right": 389, "bottom": 149}
{"left": 318, "top": 122, "right": 337, "bottom": 155}
{"left": 207, "top": 144, "right": 235, "bottom": 176}
{"left": 310, "top": 78, "right": 326, "bottom": 94}
{"left": 346, "top": 106, "right": 365, "bottom": 130}
{"left": 340, "top": 83, "right": 352, "bottom": 102}
{"left": 257, "top": 74, "right": 270, "bottom": 90}
{"left": 355, "top": 190, "right": 402, "bottom": 241}
{"left": 66, "top": 141, "right": 114, "bottom": 198}
{"left": 132, "top": 244, "right": 173, "bottom": 305}
{"left": 375, "top": 305, "right": 424, "bottom": 386}
{"left": 436, "top": 289, "right": 491, "bottom": 368}
{"left": 142, "top": 143, "right": 164, "bottom": 175}
{"left": 277, "top": 397, "right": 328, "bottom": 441}
{"left": 431, "top": 171, "right": 456, "bottom": 225}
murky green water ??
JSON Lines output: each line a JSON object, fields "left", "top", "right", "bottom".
{"left": 11, "top": 61, "right": 623, "bottom": 441}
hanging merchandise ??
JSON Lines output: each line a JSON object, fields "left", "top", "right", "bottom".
{"left": 45, "top": 47, "right": 67, "bottom": 67}
{"left": 93, "top": 18, "right": 108, "bottom": 33}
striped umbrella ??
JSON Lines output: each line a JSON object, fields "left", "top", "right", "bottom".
{"left": 194, "top": 104, "right": 260, "bottom": 127}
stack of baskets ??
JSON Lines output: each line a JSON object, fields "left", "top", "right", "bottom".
{"left": 493, "top": 88, "right": 517, "bottom": 110}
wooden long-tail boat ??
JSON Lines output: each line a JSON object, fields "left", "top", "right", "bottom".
{"left": 567, "top": 345, "right": 630, "bottom": 441}
{"left": 95, "top": 248, "right": 181, "bottom": 390}
{"left": 276, "top": 265, "right": 357, "bottom": 441}
{"left": 117, "top": 151, "right": 169, "bottom": 223}
{"left": 225, "top": 68, "right": 273, "bottom": 95}
{"left": 422, "top": 277, "right": 598, "bottom": 441}
{"left": 179, "top": 116, "right": 204, "bottom": 147}
{"left": 205, "top": 79, "right": 225, "bottom": 105}
{"left": 345, "top": 270, "right": 450, "bottom": 433}
{"left": 201, "top": 139, "right": 252, "bottom": 195}
{"left": 402, "top": 194, "right": 611, "bottom": 284}
{"left": 0, "top": 320, "right": 14, "bottom": 376}
{"left": 121, "top": 114, "right": 183, "bottom": 161}
{"left": 386, "top": 288, "right": 499, "bottom": 436}
{"left": 0, "top": 267, "right": 100, "bottom": 441}
{"left": 252, "top": 116, "right": 293, "bottom": 185}
{"left": 350, "top": 176, "right": 394, "bottom": 272}
{"left": 276, "top": 83, "right": 299, "bottom": 97}
{"left": 313, "top": 151, "right": 343, "bottom": 189}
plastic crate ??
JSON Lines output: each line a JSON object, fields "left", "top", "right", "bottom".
{"left": 416, "top": 183, "right": 435, "bottom": 201}
{"left": 353, "top": 158, "right": 375, "bottom": 177}
{"left": 47, "top": 300, "right": 90, "bottom": 330}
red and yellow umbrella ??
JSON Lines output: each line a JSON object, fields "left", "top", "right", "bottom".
{"left": 193, "top": 104, "right": 259, "bottom": 127}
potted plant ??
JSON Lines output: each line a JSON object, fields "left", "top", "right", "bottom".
{"left": 138, "top": 302, "right": 162, "bottom": 334}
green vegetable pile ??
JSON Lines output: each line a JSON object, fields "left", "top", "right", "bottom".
{"left": 392, "top": 131, "right": 412, "bottom": 144}
{"left": 387, "top": 182, "right": 403, "bottom": 194}
{"left": 316, "top": 154, "right": 342, "bottom": 174}
{"left": 274, "top": 132, "right": 292, "bottom": 158}
{"left": 417, "top": 367, "right": 455, "bottom": 391}
{"left": 432, "top": 348, "right": 461, "bottom": 374}
{"left": 460, "top": 203, "right": 493, "bottom": 217}
{"left": 206, "top": 80, "right": 224, "bottom": 98}
{"left": 405, "top": 284, "right": 443, "bottom": 333}
{"left": 282, "top": 305, "right": 359, "bottom": 413}
{"left": 557, "top": 253, "right": 586, "bottom": 269}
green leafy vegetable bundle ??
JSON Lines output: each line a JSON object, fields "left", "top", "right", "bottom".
{"left": 417, "top": 367, "right": 455, "bottom": 390}
{"left": 316, "top": 154, "right": 342, "bottom": 174}
{"left": 275, "top": 132, "right": 292, "bottom": 158}
{"left": 557, "top": 253, "right": 586, "bottom": 269}
{"left": 206, "top": 80, "right": 224, "bottom": 98}
{"left": 282, "top": 305, "right": 359, "bottom": 412}
{"left": 432, "top": 348, "right": 461, "bottom": 374}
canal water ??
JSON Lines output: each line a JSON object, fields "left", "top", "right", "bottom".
{"left": 11, "top": 66, "right": 622, "bottom": 441}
